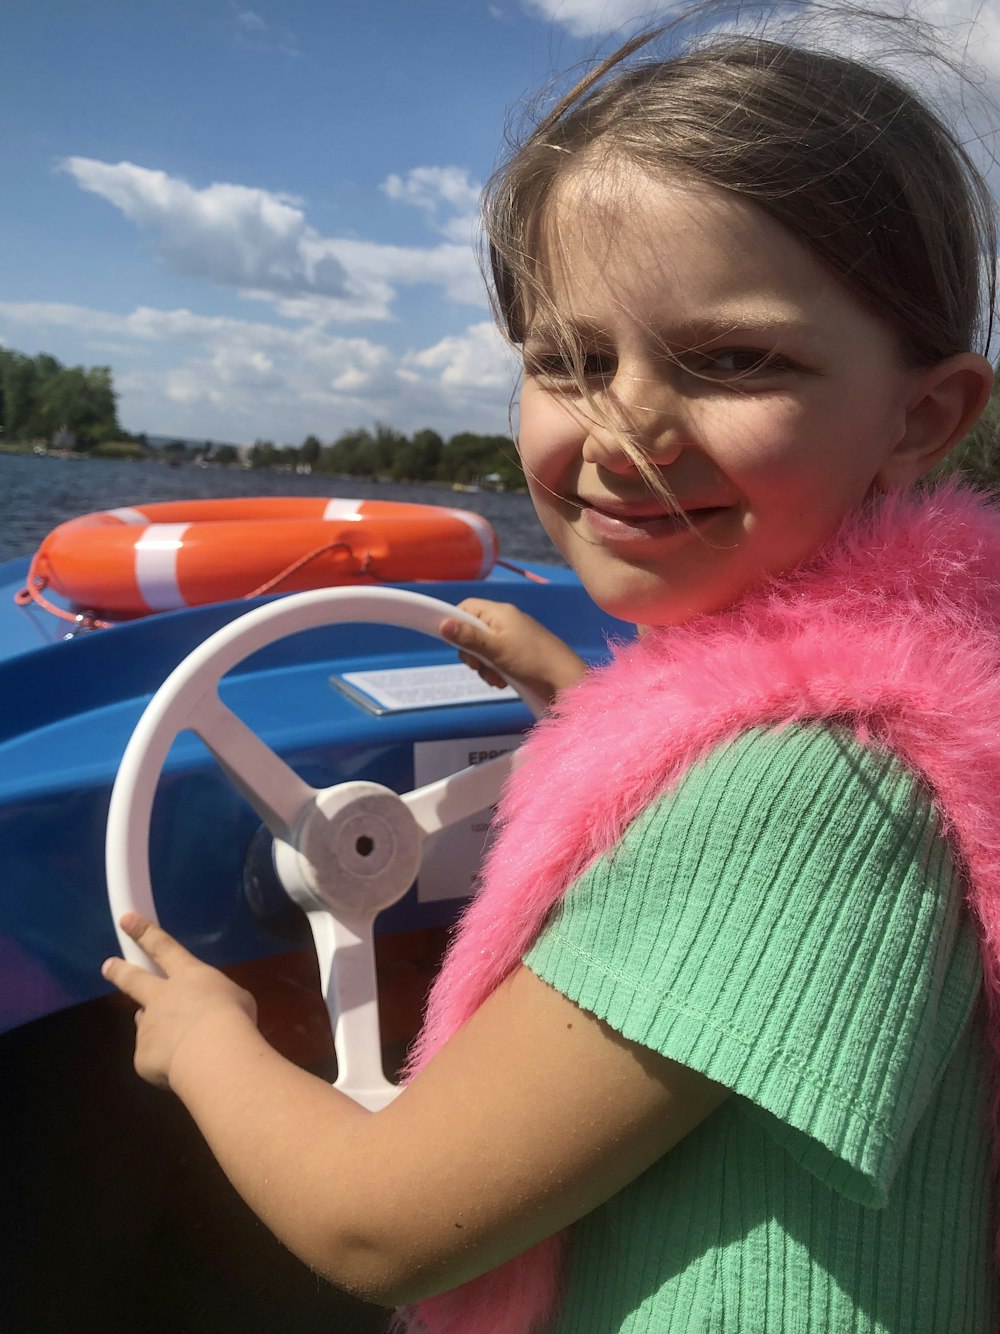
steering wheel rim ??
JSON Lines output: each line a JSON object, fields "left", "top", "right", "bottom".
{"left": 106, "top": 586, "right": 543, "bottom": 1110}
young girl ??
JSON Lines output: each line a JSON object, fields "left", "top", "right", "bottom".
{"left": 104, "top": 20, "right": 1000, "bottom": 1334}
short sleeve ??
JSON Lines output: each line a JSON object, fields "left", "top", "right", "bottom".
{"left": 524, "top": 724, "right": 981, "bottom": 1207}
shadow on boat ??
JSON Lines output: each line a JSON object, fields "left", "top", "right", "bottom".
{"left": 1, "top": 982, "right": 399, "bottom": 1333}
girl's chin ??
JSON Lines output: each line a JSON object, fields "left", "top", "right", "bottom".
{"left": 573, "top": 579, "right": 689, "bottom": 628}
{"left": 573, "top": 565, "right": 744, "bottom": 628}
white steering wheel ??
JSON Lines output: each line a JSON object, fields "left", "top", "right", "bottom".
{"left": 106, "top": 587, "right": 544, "bottom": 1111}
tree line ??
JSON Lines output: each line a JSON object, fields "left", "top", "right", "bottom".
{"left": 155, "top": 425, "right": 524, "bottom": 489}
{"left": 937, "top": 385, "right": 1000, "bottom": 491}
{"left": 0, "top": 348, "right": 121, "bottom": 448}
{"left": 244, "top": 425, "right": 524, "bottom": 489}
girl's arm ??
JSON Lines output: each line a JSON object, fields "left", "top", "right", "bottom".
{"left": 440, "top": 599, "right": 588, "bottom": 707}
{"left": 104, "top": 914, "right": 726, "bottom": 1306}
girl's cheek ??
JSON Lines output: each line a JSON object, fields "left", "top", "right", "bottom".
{"left": 718, "top": 409, "right": 808, "bottom": 470}
{"left": 521, "top": 409, "right": 582, "bottom": 479}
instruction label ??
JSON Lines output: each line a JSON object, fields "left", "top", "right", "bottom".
{"left": 414, "top": 734, "right": 522, "bottom": 902}
{"left": 336, "top": 663, "right": 517, "bottom": 714}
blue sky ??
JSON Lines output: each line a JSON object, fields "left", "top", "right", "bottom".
{"left": 1, "top": 0, "right": 997, "bottom": 446}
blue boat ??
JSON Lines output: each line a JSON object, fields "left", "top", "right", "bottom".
{"left": 0, "top": 534, "right": 627, "bottom": 1331}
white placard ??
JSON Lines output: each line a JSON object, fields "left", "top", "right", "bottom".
{"left": 336, "top": 663, "right": 517, "bottom": 713}
{"left": 414, "top": 734, "right": 522, "bottom": 902}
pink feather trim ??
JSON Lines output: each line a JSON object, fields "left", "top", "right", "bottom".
{"left": 400, "top": 485, "right": 1000, "bottom": 1333}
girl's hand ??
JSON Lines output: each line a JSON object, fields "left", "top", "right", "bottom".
{"left": 102, "top": 913, "right": 258, "bottom": 1090}
{"left": 440, "top": 598, "right": 588, "bottom": 708}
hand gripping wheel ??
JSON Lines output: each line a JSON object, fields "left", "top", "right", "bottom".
{"left": 106, "top": 587, "right": 544, "bottom": 1111}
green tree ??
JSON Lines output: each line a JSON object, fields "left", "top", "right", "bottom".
{"left": 249, "top": 439, "right": 277, "bottom": 469}
{"left": 37, "top": 365, "right": 119, "bottom": 447}
{"left": 301, "top": 434, "right": 322, "bottom": 467}
{"left": 320, "top": 427, "right": 377, "bottom": 476}
{"left": 441, "top": 432, "right": 523, "bottom": 488}
{"left": 936, "top": 381, "right": 1000, "bottom": 490}
{"left": 372, "top": 422, "right": 407, "bottom": 476}
{"left": 0, "top": 347, "right": 120, "bottom": 445}
{"left": 390, "top": 427, "right": 444, "bottom": 481}
{"left": 0, "top": 351, "right": 40, "bottom": 439}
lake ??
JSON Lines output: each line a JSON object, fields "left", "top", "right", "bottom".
{"left": 0, "top": 451, "right": 563, "bottom": 566}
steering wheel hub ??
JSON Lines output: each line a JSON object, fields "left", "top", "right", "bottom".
{"left": 285, "top": 781, "right": 422, "bottom": 919}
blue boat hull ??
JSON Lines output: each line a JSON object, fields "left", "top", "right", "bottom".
{"left": 0, "top": 554, "right": 628, "bottom": 1330}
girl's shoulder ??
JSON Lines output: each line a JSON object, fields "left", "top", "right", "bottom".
{"left": 628, "top": 720, "right": 939, "bottom": 854}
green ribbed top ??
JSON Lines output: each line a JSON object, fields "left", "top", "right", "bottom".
{"left": 524, "top": 725, "right": 996, "bottom": 1333}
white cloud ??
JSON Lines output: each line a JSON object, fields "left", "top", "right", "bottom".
{"left": 229, "top": 3, "right": 299, "bottom": 56}
{"left": 314, "top": 236, "right": 484, "bottom": 308}
{"left": 0, "top": 301, "right": 130, "bottom": 336}
{"left": 236, "top": 9, "right": 266, "bottom": 34}
{"left": 520, "top": 0, "right": 653, "bottom": 38}
{"left": 382, "top": 166, "right": 482, "bottom": 243}
{"left": 59, "top": 158, "right": 486, "bottom": 322}
{"left": 0, "top": 300, "right": 516, "bottom": 442}
{"left": 736, "top": 0, "right": 1000, "bottom": 86}
{"left": 536, "top": 0, "right": 1000, "bottom": 90}
{"left": 520, "top": 0, "right": 1000, "bottom": 83}
{"left": 61, "top": 158, "right": 350, "bottom": 296}
{"left": 406, "top": 321, "right": 518, "bottom": 394}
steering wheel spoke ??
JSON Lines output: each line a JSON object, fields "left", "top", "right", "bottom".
{"left": 189, "top": 693, "right": 316, "bottom": 842}
{"left": 402, "top": 749, "right": 521, "bottom": 836}
{"left": 306, "top": 909, "right": 398, "bottom": 1112}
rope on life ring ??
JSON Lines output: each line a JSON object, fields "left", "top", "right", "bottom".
{"left": 14, "top": 538, "right": 366, "bottom": 627}
{"left": 15, "top": 497, "right": 501, "bottom": 623}
{"left": 15, "top": 556, "right": 112, "bottom": 628}
{"left": 494, "top": 559, "right": 550, "bottom": 586}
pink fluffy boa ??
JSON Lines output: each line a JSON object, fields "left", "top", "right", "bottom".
{"left": 398, "top": 485, "right": 1000, "bottom": 1334}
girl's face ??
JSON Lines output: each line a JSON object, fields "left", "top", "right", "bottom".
{"left": 517, "top": 169, "right": 926, "bottom": 627}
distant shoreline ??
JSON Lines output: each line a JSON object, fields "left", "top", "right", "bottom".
{"left": 0, "top": 441, "right": 528, "bottom": 494}
{"left": 0, "top": 451, "right": 555, "bottom": 567}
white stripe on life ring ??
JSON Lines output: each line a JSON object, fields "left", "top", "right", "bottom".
{"left": 107, "top": 507, "right": 149, "bottom": 525}
{"left": 322, "top": 499, "right": 364, "bottom": 521}
{"left": 134, "top": 523, "right": 190, "bottom": 611}
{"left": 453, "top": 511, "right": 496, "bottom": 578}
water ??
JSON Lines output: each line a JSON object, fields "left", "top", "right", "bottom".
{"left": 0, "top": 452, "right": 563, "bottom": 566}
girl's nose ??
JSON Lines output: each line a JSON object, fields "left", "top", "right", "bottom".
{"left": 581, "top": 370, "right": 687, "bottom": 473}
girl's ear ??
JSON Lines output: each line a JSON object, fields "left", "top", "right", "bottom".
{"left": 876, "top": 353, "right": 994, "bottom": 490}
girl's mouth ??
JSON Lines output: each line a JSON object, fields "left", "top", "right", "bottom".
{"left": 579, "top": 502, "right": 728, "bottom": 541}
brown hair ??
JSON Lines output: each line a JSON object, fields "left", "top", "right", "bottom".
{"left": 486, "top": 25, "right": 997, "bottom": 369}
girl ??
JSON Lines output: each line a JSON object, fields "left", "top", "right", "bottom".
{"left": 104, "top": 18, "right": 1000, "bottom": 1334}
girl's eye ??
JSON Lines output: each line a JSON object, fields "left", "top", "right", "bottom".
{"left": 683, "top": 348, "right": 793, "bottom": 380}
{"left": 524, "top": 350, "right": 613, "bottom": 386}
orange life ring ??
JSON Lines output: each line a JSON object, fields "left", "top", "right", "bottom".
{"left": 27, "top": 497, "right": 498, "bottom": 616}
